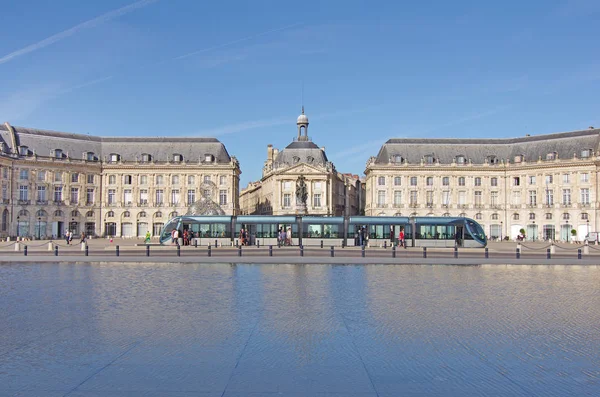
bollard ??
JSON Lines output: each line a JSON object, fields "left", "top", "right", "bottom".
{"left": 321, "top": 240, "right": 323, "bottom": 249}
{"left": 48, "top": 241, "right": 53, "bottom": 251}
{"left": 384, "top": 240, "right": 387, "bottom": 249}
{"left": 176, "top": 244, "right": 180, "bottom": 257}
{"left": 81, "top": 242, "right": 86, "bottom": 251}
{"left": 194, "top": 239, "right": 198, "bottom": 248}
{"left": 257, "top": 240, "right": 260, "bottom": 248}
{"left": 584, "top": 241, "right": 590, "bottom": 255}
{"left": 330, "top": 246, "right": 334, "bottom": 257}
{"left": 269, "top": 245, "right": 273, "bottom": 256}
{"left": 14, "top": 242, "right": 20, "bottom": 252}
{"left": 54, "top": 245, "right": 58, "bottom": 256}
{"left": 215, "top": 239, "right": 217, "bottom": 248}
{"left": 300, "top": 245, "right": 304, "bottom": 257}
{"left": 550, "top": 242, "right": 556, "bottom": 255}
{"left": 23, "top": 245, "right": 27, "bottom": 256}
{"left": 342, "top": 240, "right": 345, "bottom": 248}
{"left": 208, "top": 245, "right": 211, "bottom": 257}
{"left": 547, "top": 248, "right": 551, "bottom": 259}
{"left": 423, "top": 247, "right": 427, "bottom": 258}
{"left": 578, "top": 248, "right": 582, "bottom": 259}
{"left": 238, "top": 246, "right": 242, "bottom": 257}
{"left": 85, "top": 245, "right": 89, "bottom": 256}
{"left": 146, "top": 244, "right": 150, "bottom": 257}
{"left": 516, "top": 248, "right": 520, "bottom": 259}
{"left": 235, "top": 239, "right": 239, "bottom": 247}
{"left": 362, "top": 245, "right": 366, "bottom": 258}
{"left": 485, "top": 247, "right": 488, "bottom": 259}
{"left": 454, "top": 247, "right": 458, "bottom": 258}
{"left": 116, "top": 245, "right": 120, "bottom": 257}
{"left": 392, "top": 246, "right": 396, "bottom": 258}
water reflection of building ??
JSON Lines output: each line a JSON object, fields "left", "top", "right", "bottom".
{"left": 240, "top": 109, "right": 364, "bottom": 216}
{"left": 366, "top": 128, "right": 600, "bottom": 241}
{"left": 0, "top": 123, "right": 240, "bottom": 239}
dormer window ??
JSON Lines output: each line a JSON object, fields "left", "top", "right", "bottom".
{"left": 19, "top": 146, "right": 29, "bottom": 156}
{"left": 514, "top": 154, "right": 523, "bottom": 163}
{"left": 54, "top": 149, "right": 63, "bottom": 159}
{"left": 456, "top": 155, "right": 466, "bottom": 165}
{"left": 546, "top": 152, "right": 557, "bottom": 160}
{"left": 141, "top": 153, "right": 152, "bottom": 163}
{"left": 173, "top": 154, "right": 183, "bottom": 163}
{"left": 85, "top": 152, "right": 96, "bottom": 161}
{"left": 0, "top": 142, "right": 7, "bottom": 153}
{"left": 204, "top": 154, "right": 215, "bottom": 162}
{"left": 581, "top": 149, "right": 592, "bottom": 158}
{"left": 394, "top": 155, "right": 403, "bottom": 163}
{"left": 293, "top": 156, "right": 300, "bottom": 164}
{"left": 424, "top": 155, "right": 435, "bottom": 164}
{"left": 487, "top": 155, "right": 498, "bottom": 164}
{"left": 307, "top": 156, "right": 314, "bottom": 163}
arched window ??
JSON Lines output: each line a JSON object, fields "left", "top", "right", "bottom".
{"left": 141, "top": 153, "right": 152, "bottom": 163}
{"left": 546, "top": 152, "right": 557, "bottom": 160}
{"left": 474, "top": 177, "right": 482, "bottom": 186}
{"left": 139, "top": 211, "right": 147, "bottom": 218}
{"left": 18, "top": 209, "right": 29, "bottom": 217}
{"left": 36, "top": 209, "right": 47, "bottom": 217}
{"left": 123, "top": 211, "right": 130, "bottom": 218}
{"left": 169, "top": 211, "right": 178, "bottom": 218}
{"left": 513, "top": 213, "right": 520, "bottom": 220}
{"left": 394, "top": 155, "right": 403, "bottom": 163}
{"left": 426, "top": 177, "right": 433, "bottom": 186}
{"left": 458, "top": 177, "right": 465, "bottom": 186}
{"left": 459, "top": 212, "right": 467, "bottom": 217}
{"left": 155, "top": 211, "right": 163, "bottom": 218}
{"left": 581, "top": 213, "right": 589, "bottom": 220}
{"left": 156, "top": 175, "right": 164, "bottom": 185}
{"left": 71, "top": 210, "right": 79, "bottom": 217}
{"left": 172, "top": 175, "right": 179, "bottom": 185}
{"left": 107, "top": 211, "right": 114, "bottom": 218}
{"left": 173, "top": 154, "right": 183, "bottom": 163}
{"left": 529, "top": 212, "right": 536, "bottom": 220}
{"left": 86, "top": 211, "right": 94, "bottom": 217}
{"left": 394, "top": 212, "right": 402, "bottom": 216}
{"left": 475, "top": 213, "right": 482, "bottom": 220}
{"left": 545, "top": 213, "right": 553, "bottom": 220}
{"left": 54, "top": 210, "right": 64, "bottom": 217}
{"left": 124, "top": 175, "right": 132, "bottom": 184}
{"left": 443, "top": 212, "right": 450, "bottom": 217}
{"left": 491, "top": 213, "right": 499, "bottom": 220}
{"left": 563, "top": 213, "right": 570, "bottom": 221}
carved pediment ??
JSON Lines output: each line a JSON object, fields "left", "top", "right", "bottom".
{"left": 280, "top": 163, "right": 329, "bottom": 175}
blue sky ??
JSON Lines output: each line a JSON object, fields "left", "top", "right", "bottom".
{"left": 1, "top": 0, "right": 599, "bottom": 187}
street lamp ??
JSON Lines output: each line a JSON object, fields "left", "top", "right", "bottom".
{"left": 587, "top": 219, "right": 590, "bottom": 240}
{"left": 38, "top": 217, "right": 41, "bottom": 240}
{"left": 532, "top": 220, "right": 536, "bottom": 242}
{"left": 500, "top": 221, "right": 503, "bottom": 241}
{"left": 16, "top": 216, "right": 20, "bottom": 238}
{"left": 71, "top": 217, "right": 75, "bottom": 234}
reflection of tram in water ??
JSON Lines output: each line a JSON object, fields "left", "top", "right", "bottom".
{"left": 160, "top": 215, "right": 487, "bottom": 248}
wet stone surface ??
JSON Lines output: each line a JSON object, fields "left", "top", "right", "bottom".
{"left": 1, "top": 263, "right": 600, "bottom": 396}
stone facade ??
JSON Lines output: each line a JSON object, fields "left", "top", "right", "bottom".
{"left": 240, "top": 109, "right": 364, "bottom": 216}
{"left": 0, "top": 122, "right": 240, "bottom": 239}
{"left": 365, "top": 128, "right": 600, "bottom": 241}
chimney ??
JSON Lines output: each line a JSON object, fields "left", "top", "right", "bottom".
{"left": 321, "top": 146, "right": 326, "bottom": 151}
{"left": 267, "top": 144, "right": 273, "bottom": 161}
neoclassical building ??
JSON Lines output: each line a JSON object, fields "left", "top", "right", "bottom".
{"left": 365, "top": 127, "right": 600, "bottom": 241}
{"left": 240, "top": 109, "right": 364, "bottom": 216}
{"left": 0, "top": 122, "right": 240, "bottom": 239}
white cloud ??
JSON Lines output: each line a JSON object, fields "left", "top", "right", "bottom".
{"left": 0, "top": 0, "right": 159, "bottom": 65}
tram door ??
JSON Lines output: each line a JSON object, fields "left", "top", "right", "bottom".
{"left": 455, "top": 225, "right": 464, "bottom": 247}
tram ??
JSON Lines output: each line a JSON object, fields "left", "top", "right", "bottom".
{"left": 159, "top": 215, "right": 487, "bottom": 248}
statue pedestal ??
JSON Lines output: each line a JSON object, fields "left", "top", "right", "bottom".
{"left": 295, "top": 204, "right": 307, "bottom": 215}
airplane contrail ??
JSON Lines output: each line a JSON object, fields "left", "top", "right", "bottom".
{"left": 0, "top": 0, "right": 160, "bottom": 65}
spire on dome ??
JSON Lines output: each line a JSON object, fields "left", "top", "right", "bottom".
{"left": 296, "top": 107, "right": 309, "bottom": 141}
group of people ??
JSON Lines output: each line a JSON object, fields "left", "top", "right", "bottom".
{"left": 239, "top": 228, "right": 249, "bottom": 246}
{"left": 65, "top": 230, "right": 86, "bottom": 245}
{"left": 277, "top": 227, "right": 292, "bottom": 247}
{"left": 170, "top": 229, "right": 195, "bottom": 245}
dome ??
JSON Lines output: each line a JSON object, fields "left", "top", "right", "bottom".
{"left": 297, "top": 113, "right": 309, "bottom": 124}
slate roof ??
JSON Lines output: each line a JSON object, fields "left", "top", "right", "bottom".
{"left": 273, "top": 140, "right": 329, "bottom": 166}
{"left": 0, "top": 124, "right": 232, "bottom": 163}
{"left": 375, "top": 128, "right": 600, "bottom": 164}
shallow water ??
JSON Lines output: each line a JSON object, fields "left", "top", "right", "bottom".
{"left": 1, "top": 263, "right": 599, "bottom": 396}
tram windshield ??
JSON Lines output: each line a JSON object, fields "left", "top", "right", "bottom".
{"left": 160, "top": 217, "right": 180, "bottom": 244}
{"left": 465, "top": 219, "right": 486, "bottom": 243}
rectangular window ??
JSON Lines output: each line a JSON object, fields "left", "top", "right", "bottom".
{"left": 529, "top": 190, "right": 537, "bottom": 206}
{"left": 19, "top": 169, "right": 29, "bottom": 180}
{"left": 139, "top": 189, "right": 148, "bottom": 204}
{"left": 87, "top": 174, "right": 94, "bottom": 184}
{"left": 562, "top": 189, "right": 571, "bottom": 205}
{"left": 54, "top": 186, "right": 63, "bottom": 202}
{"left": 442, "top": 190, "right": 450, "bottom": 206}
{"left": 108, "top": 189, "right": 116, "bottom": 204}
{"left": 458, "top": 177, "right": 465, "bottom": 186}
{"left": 71, "top": 188, "right": 79, "bottom": 204}
{"left": 377, "top": 190, "right": 386, "bottom": 206}
{"left": 313, "top": 193, "right": 321, "bottom": 207}
{"left": 1, "top": 184, "right": 7, "bottom": 200}
{"left": 546, "top": 189, "right": 554, "bottom": 206}
{"left": 171, "top": 189, "right": 180, "bottom": 205}
{"left": 545, "top": 175, "right": 553, "bottom": 184}
{"left": 474, "top": 191, "right": 482, "bottom": 206}
{"left": 38, "top": 171, "right": 46, "bottom": 182}
{"left": 314, "top": 182, "right": 322, "bottom": 190}
{"left": 512, "top": 191, "right": 521, "bottom": 206}
{"left": 581, "top": 173, "right": 589, "bottom": 183}
{"left": 409, "top": 190, "right": 418, "bottom": 205}
{"left": 188, "top": 175, "right": 195, "bottom": 185}
{"left": 37, "top": 186, "right": 46, "bottom": 202}
{"left": 220, "top": 175, "right": 226, "bottom": 185}
{"left": 109, "top": 175, "right": 116, "bottom": 185}
{"left": 124, "top": 175, "right": 132, "bottom": 185}
{"left": 393, "top": 191, "right": 402, "bottom": 206}
{"left": 581, "top": 188, "right": 590, "bottom": 204}
{"left": 442, "top": 177, "right": 449, "bottom": 186}
{"left": 378, "top": 176, "right": 386, "bottom": 186}
{"left": 187, "top": 189, "right": 195, "bottom": 205}
{"left": 86, "top": 188, "right": 94, "bottom": 204}
{"left": 394, "top": 176, "right": 401, "bottom": 186}
{"left": 426, "top": 191, "right": 434, "bottom": 206}
{"left": 563, "top": 174, "right": 570, "bottom": 184}
{"left": 426, "top": 177, "right": 434, "bottom": 186}
{"left": 54, "top": 172, "right": 62, "bottom": 182}
{"left": 283, "top": 193, "right": 291, "bottom": 208}
{"left": 204, "top": 175, "right": 211, "bottom": 183}
{"left": 410, "top": 177, "right": 417, "bottom": 186}
{"left": 491, "top": 177, "right": 498, "bottom": 187}
{"left": 474, "top": 177, "right": 481, "bottom": 186}
{"left": 3, "top": 168, "right": 8, "bottom": 179}
{"left": 491, "top": 191, "right": 498, "bottom": 206}
{"left": 19, "top": 185, "right": 28, "bottom": 201}
{"left": 155, "top": 189, "right": 164, "bottom": 204}
{"left": 528, "top": 176, "right": 536, "bottom": 185}
{"left": 156, "top": 175, "right": 163, "bottom": 185}
{"left": 513, "top": 177, "right": 520, "bottom": 186}
{"left": 124, "top": 189, "right": 133, "bottom": 204}
{"left": 458, "top": 191, "right": 466, "bottom": 205}
{"left": 283, "top": 181, "right": 292, "bottom": 190}
{"left": 71, "top": 173, "right": 79, "bottom": 183}
{"left": 140, "top": 175, "right": 147, "bottom": 185}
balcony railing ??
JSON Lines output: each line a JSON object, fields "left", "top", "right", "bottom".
{"left": 53, "top": 200, "right": 64, "bottom": 206}
{"left": 85, "top": 201, "right": 94, "bottom": 206}
{"left": 510, "top": 204, "right": 521, "bottom": 209}
{"left": 561, "top": 203, "right": 571, "bottom": 208}
{"left": 474, "top": 204, "right": 484, "bottom": 209}
{"left": 409, "top": 203, "right": 419, "bottom": 208}
{"left": 18, "top": 199, "right": 30, "bottom": 205}
{"left": 1, "top": 199, "right": 10, "bottom": 204}
{"left": 36, "top": 200, "right": 48, "bottom": 205}
{"left": 138, "top": 201, "right": 148, "bottom": 207}
{"left": 392, "top": 203, "right": 404, "bottom": 208}
{"left": 69, "top": 200, "right": 79, "bottom": 205}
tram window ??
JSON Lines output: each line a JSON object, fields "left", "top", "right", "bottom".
{"left": 368, "top": 225, "right": 390, "bottom": 239}
{"left": 303, "top": 224, "right": 340, "bottom": 238}
{"left": 417, "top": 225, "right": 454, "bottom": 239}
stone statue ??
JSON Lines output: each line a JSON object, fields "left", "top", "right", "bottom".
{"left": 296, "top": 175, "right": 308, "bottom": 205}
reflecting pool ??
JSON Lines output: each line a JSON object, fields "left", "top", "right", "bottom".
{"left": 1, "top": 263, "right": 599, "bottom": 396}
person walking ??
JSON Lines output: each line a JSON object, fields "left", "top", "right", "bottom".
{"left": 145, "top": 231, "right": 151, "bottom": 244}
{"left": 398, "top": 227, "right": 406, "bottom": 249}
{"left": 79, "top": 231, "right": 86, "bottom": 244}
{"left": 286, "top": 227, "right": 292, "bottom": 246}
{"left": 65, "top": 230, "right": 70, "bottom": 245}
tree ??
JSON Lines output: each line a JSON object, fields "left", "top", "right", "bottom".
{"left": 519, "top": 228, "right": 526, "bottom": 236}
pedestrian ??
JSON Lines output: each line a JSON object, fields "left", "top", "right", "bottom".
{"left": 398, "top": 227, "right": 406, "bottom": 249}
{"left": 171, "top": 229, "right": 176, "bottom": 244}
{"left": 277, "top": 227, "right": 283, "bottom": 247}
{"left": 173, "top": 229, "right": 179, "bottom": 245}
{"left": 79, "top": 231, "right": 86, "bottom": 244}
{"left": 65, "top": 230, "right": 70, "bottom": 245}
{"left": 145, "top": 230, "right": 151, "bottom": 244}
{"left": 286, "top": 227, "right": 292, "bottom": 246}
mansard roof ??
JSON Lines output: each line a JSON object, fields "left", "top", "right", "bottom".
{"left": 375, "top": 128, "right": 600, "bottom": 165}
{"left": 0, "top": 123, "right": 232, "bottom": 163}
{"left": 274, "top": 140, "right": 329, "bottom": 166}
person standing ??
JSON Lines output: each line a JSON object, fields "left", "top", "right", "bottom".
{"left": 145, "top": 231, "right": 151, "bottom": 244}
{"left": 398, "top": 227, "right": 406, "bottom": 248}
{"left": 79, "top": 231, "right": 86, "bottom": 244}
{"left": 65, "top": 230, "right": 70, "bottom": 245}
{"left": 286, "top": 227, "right": 292, "bottom": 246}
